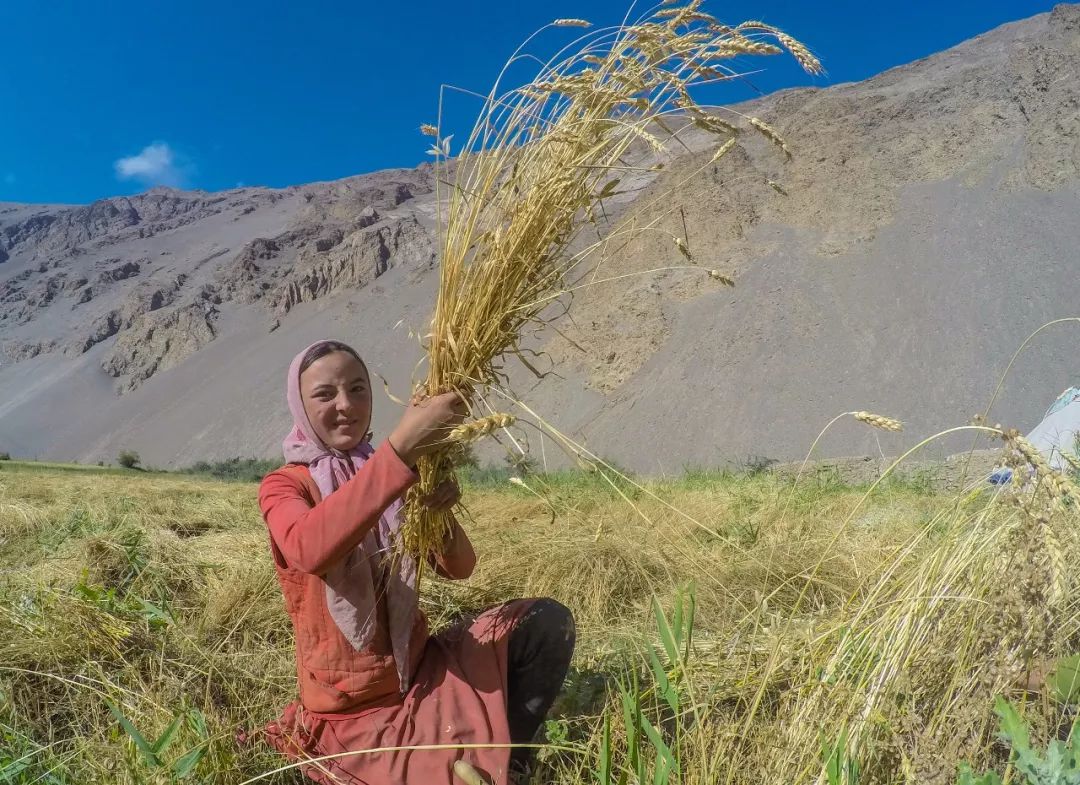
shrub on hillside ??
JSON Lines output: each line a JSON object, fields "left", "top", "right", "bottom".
{"left": 185, "top": 457, "right": 279, "bottom": 483}
{"left": 117, "top": 450, "right": 141, "bottom": 469}
{"left": 738, "top": 454, "right": 778, "bottom": 476}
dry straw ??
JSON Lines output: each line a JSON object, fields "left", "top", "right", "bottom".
{"left": 757, "top": 416, "right": 1078, "bottom": 782}
{"left": 402, "top": 0, "right": 819, "bottom": 558}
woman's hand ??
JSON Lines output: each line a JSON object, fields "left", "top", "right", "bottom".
{"left": 429, "top": 509, "right": 476, "bottom": 579}
{"left": 421, "top": 480, "right": 461, "bottom": 512}
{"left": 386, "top": 392, "right": 467, "bottom": 466}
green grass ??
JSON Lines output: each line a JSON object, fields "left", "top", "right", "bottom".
{"left": 0, "top": 459, "right": 133, "bottom": 476}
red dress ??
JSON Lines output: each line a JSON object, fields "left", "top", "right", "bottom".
{"left": 258, "top": 442, "right": 531, "bottom": 785}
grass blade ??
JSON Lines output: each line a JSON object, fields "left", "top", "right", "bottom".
{"left": 641, "top": 715, "right": 676, "bottom": 785}
{"left": 105, "top": 699, "right": 159, "bottom": 768}
{"left": 652, "top": 596, "right": 680, "bottom": 666}
{"left": 172, "top": 745, "right": 207, "bottom": 780}
{"left": 597, "top": 712, "right": 612, "bottom": 785}
{"left": 647, "top": 646, "right": 680, "bottom": 714}
{"left": 151, "top": 712, "right": 185, "bottom": 755}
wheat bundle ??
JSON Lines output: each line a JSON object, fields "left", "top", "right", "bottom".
{"left": 402, "top": 0, "right": 820, "bottom": 557}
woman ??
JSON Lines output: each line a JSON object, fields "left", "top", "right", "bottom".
{"left": 258, "top": 339, "right": 575, "bottom": 785}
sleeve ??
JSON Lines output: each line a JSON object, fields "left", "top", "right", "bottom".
{"left": 258, "top": 441, "right": 418, "bottom": 576}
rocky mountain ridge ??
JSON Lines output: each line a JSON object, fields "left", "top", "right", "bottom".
{"left": 0, "top": 167, "right": 439, "bottom": 389}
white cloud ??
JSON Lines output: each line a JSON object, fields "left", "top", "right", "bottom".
{"left": 114, "top": 142, "right": 188, "bottom": 188}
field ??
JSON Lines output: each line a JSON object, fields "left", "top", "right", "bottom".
{"left": 0, "top": 452, "right": 1077, "bottom": 785}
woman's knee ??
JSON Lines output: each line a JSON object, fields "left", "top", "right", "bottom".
{"left": 530, "top": 597, "right": 576, "bottom": 650}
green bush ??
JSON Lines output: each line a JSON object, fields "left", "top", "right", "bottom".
{"left": 117, "top": 451, "right": 141, "bottom": 469}
{"left": 182, "top": 457, "right": 279, "bottom": 483}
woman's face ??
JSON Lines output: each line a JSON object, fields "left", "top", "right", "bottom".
{"left": 299, "top": 351, "right": 372, "bottom": 451}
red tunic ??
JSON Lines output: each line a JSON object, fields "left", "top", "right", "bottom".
{"left": 258, "top": 442, "right": 529, "bottom": 785}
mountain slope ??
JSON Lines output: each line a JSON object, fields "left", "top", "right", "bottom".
{"left": 2, "top": 5, "right": 1080, "bottom": 471}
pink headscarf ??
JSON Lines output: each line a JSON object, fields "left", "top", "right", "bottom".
{"left": 282, "top": 340, "right": 418, "bottom": 692}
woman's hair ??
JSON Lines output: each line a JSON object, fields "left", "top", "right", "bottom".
{"left": 298, "top": 341, "right": 363, "bottom": 374}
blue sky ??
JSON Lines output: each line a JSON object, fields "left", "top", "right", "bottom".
{"left": 0, "top": 1, "right": 1056, "bottom": 205}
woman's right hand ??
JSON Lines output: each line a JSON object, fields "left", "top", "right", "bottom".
{"left": 386, "top": 392, "right": 468, "bottom": 467}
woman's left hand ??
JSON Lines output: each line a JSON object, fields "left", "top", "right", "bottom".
{"left": 422, "top": 480, "right": 461, "bottom": 512}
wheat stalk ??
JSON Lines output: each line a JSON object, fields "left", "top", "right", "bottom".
{"left": 749, "top": 116, "right": 792, "bottom": 158}
{"left": 997, "top": 427, "right": 1076, "bottom": 608}
{"left": 448, "top": 414, "right": 516, "bottom": 444}
{"left": 1040, "top": 515, "right": 1068, "bottom": 606}
{"left": 851, "top": 411, "right": 903, "bottom": 432}
{"left": 708, "top": 137, "right": 737, "bottom": 162}
{"left": 776, "top": 32, "right": 823, "bottom": 75}
{"left": 731, "top": 20, "right": 823, "bottom": 75}
{"left": 1002, "top": 427, "right": 1079, "bottom": 503}
{"left": 402, "top": 2, "right": 817, "bottom": 558}
{"left": 1061, "top": 450, "right": 1080, "bottom": 474}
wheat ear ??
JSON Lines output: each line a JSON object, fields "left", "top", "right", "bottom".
{"left": 449, "top": 414, "right": 516, "bottom": 444}
{"left": 852, "top": 411, "right": 904, "bottom": 432}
